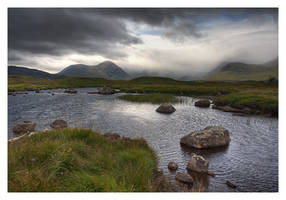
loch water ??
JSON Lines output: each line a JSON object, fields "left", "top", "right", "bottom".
{"left": 8, "top": 88, "right": 278, "bottom": 192}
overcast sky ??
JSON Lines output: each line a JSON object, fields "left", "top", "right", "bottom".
{"left": 8, "top": 8, "right": 278, "bottom": 75}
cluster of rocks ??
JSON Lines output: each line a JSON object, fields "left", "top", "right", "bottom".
{"left": 98, "top": 87, "right": 115, "bottom": 95}
{"left": 11, "top": 119, "right": 68, "bottom": 139}
{"left": 166, "top": 125, "right": 236, "bottom": 190}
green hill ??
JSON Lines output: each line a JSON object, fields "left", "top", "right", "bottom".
{"left": 206, "top": 58, "right": 278, "bottom": 81}
{"left": 57, "top": 61, "right": 131, "bottom": 80}
{"left": 8, "top": 66, "right": 62, "bottom": 79}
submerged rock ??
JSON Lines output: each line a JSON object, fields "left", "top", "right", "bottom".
{"left": 175, "top": 172, "right": 194, "bottom": 185}
{"left": 180, "top": 126, "right": 230, "bottom": 149}
{"left": 194, "top": 100, "right": 210, "bottom": 108}
{"left": 212, "top": 105, "right": 243, "bottom": 113}
{"left": 50, "top": 120, "right": 68, "bottom": 129}
{"left": 87, "top": 92, "right": 98, "bottom": 94}
{"left": 64, "top": 89, "right": 77, "bottom": 94}
{"left": 168, "top": 162, "right": 178, "bottom": 171}
{"left": 187, "top": 153, "right": 209, "bottom": 173}
{"left": 207, "top": 170, "right": 215, "bottom": 177}
{"left": 156, "top": 103, "right": 176, "bottom": 114}
{"left": 226, "top": 180, "right": 237, "bottom": 188}
{"left": 13, "top": 121, "right": 36, "bottom": 136}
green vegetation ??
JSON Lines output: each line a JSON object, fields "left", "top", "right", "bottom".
{"left": 118, "top": 93, "right": 181, "bottom": 104}
{"left": 217, "top": 91, "right": 278, "bottom": 115}
{"left": 206, "top": 59, "right": 278, "bottom": 81}
{"left": 8, "top": 76, "right": 278, "bottom": 116}
{"left": 8, "top": 128, "right": 161, "bottom": 192}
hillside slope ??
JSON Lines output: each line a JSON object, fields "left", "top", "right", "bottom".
{"left": 8, "top": 66, "right": 60, "bottom": 79}
{"left": 58, "top": 61, "right": 130, "bottom": 80}
{"left": 206, "top": 58, "right": 278, "bottom": 81}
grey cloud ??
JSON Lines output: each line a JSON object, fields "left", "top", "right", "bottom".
{"left": 163, "top": 21, "right": 203, "bottom": 42}
{"left": 8, "top": 8, "right": 142, "bottom": 59}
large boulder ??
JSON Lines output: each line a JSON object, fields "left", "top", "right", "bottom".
{"left": 180, "top": 126, "right": 230, "bottom": 149}
{"left": 50, "top": 120, "right": 68, "bottom": 129}
{"left": 194, "top": 100, "right": 210, "bottom": 108}
{"left": 156, "top": 103, "right": 176, "bottom": 114}
{"left": 175, "top": 172, "right": 194, "bottom": 185}
{"left": 13, "top": 121, "right": 36, "bottom": 135}
{"left": 98, "top": 87, "right": 115, "bottom": 95}
{"left": 168, "top": 162, "right": 178, "bottom": 171}
{"left": 187, "top": 153, "right": 209, "bottom": 173}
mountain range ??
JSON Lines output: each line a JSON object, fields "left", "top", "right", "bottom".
{"left": 8, "top": 58, "right": 278, "bottom": 81}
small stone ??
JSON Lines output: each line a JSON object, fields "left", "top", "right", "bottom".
{"left": 168, "top": 162, "right": 178, "bottom": 171}
{"left": 31, "top": 158, "right": 36, "bottom": 162}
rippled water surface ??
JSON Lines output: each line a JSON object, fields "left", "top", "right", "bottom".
{"left": 8, "top": 88, "right": 278, "bottom": 192}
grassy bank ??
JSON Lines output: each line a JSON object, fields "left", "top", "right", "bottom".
{"left": 8, "top": 128, "right": 163, "bottom": 192}
{"left": 118, "top": 93, "right": 181, "bottom": 104}
{"left": 8, "top": 76, "right": 278, "bottom": 116}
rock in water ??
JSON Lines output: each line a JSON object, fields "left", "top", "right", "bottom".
{"left": 50, "top": 120, "right": 68, "bottom": 129}
{"left": 187, "top": 153, "right": 209, "bottom": 173}
{"left": 194, "top": 100, "right": 210, "bottom": 108}
{"left": 180, "top": 126, "right": 230, "bottom": 149}
{"left": 98, "top": 87, "right": 115, "bottom": 95}
{"left": 64, "top": 89, "right": 77, "bottom": 94}
{"left": 35, "top": 89, "right": 40, "bottom": 93}
{"left": 175, "top": 172, "right": 194, "bottom": 185}
{"left": 156, "top": 103, "right": 176, "bottom": 114}
{"left": 226, "top": 180, "right": 237, "bottom": 188}
{"left": 13, "top": 121, "right": 36, "bottom": 135}
{"left": 168, "top": 162, "right": 178, "bottom": 171}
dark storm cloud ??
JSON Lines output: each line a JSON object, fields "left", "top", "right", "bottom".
{"left": 8, "top": 8, "right": 278, "bottom": 69}
{"left": 8, "top": 8, "right": 142, "bottom": 58}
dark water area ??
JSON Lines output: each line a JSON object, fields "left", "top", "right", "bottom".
{"left": 8, "top": 88, "right": 278, "bottom": 192}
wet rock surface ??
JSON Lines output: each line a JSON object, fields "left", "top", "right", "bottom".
{"left": 50, "top": 120, "right": 68, "bottom": 129}
{"left": 180, "top": 126, "right": 230, "bottom": 149}
{"left": 156, "top": 103, "right": 176, "bottom": 114}
{"left": 13, "top": 121, "right": 36, "bottom": 136}
{"left": 168, "top": 162, "right": 178, "bottom": 171}
{"left": 187, "top": 153, "right": 209, "bottom": 173}
{"left": 195, "top": 100, "right": 210, "bottom": 108}
{"left": 175, "top": 172, "right": 194, "bottom": 185}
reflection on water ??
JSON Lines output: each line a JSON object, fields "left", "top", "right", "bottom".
{"left": 8, "top": 88, "right": 278, "bottom": 192}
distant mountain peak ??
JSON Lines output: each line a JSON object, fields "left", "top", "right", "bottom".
{"left": 58, "top": 61, "right": 130, "bottom": 80}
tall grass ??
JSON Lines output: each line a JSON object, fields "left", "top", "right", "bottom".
{"left": 8, "top": 128, "right": 159, "bottom": 192}
{"left": 118, "top": 93, "right": 181, "bottom": 104}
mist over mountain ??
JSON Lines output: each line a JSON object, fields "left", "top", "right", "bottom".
{"left": 205, "top": 58, "right": 278, "bottom": 81}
